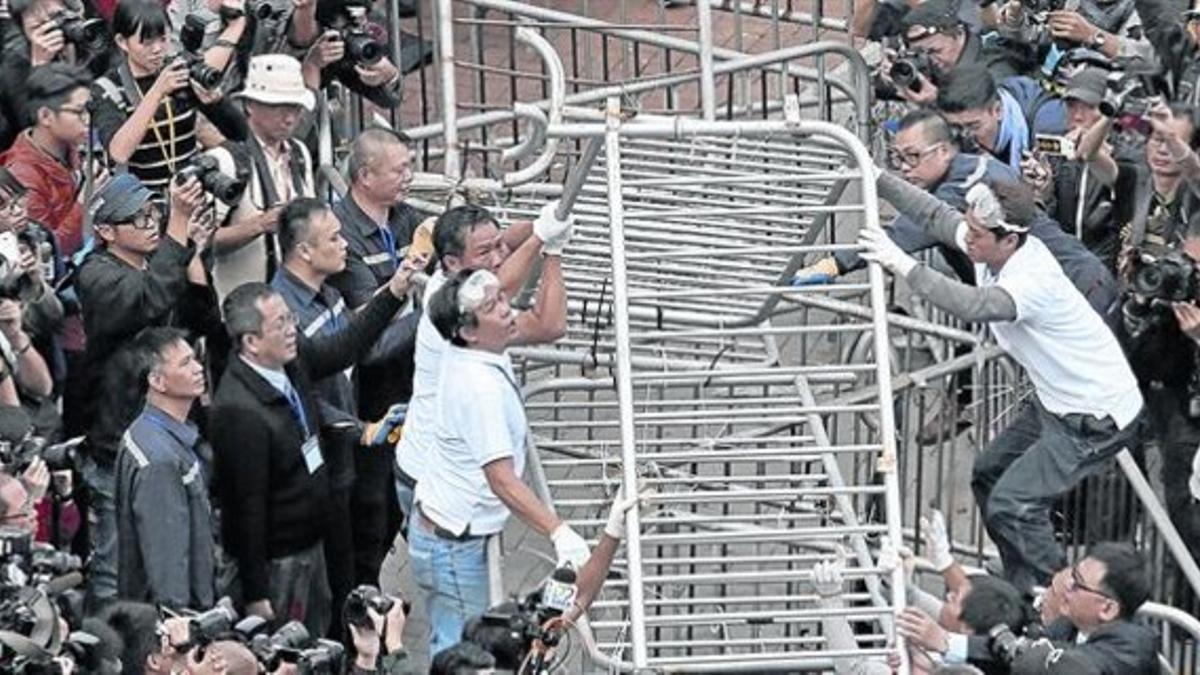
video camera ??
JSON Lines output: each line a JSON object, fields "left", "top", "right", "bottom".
{"left": 1099, "top": 64, "right": 1165, "bottom": 134}
{"left": 174, "top": 155, "right": 246, "bottom": 206}
{"left": 46, "top": 10, "right": 106, "bottom": 52}
{"left": 0, "top": 438, "right": 83, "bottom": 475}
{"left": 435, "top": 567, "right": 579, "bottom": 674}
{"left": 249, "top": 621, "right": 344, "bottom": 674}
{"left": 177, "top": 16, "right": 224, "bottom": 91}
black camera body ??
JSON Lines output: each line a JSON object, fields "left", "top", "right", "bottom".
{"left": 219, "top": 0, "right": 284, "bottom": 22}
{"left": 48, "top": 10, "right": 106, "bottom": 51}
{"left": 1130, "top": 247, "right": 1198, "bottom": 303}
{"left": 889, "top": 50, "right": 933, "bottom": 93}
{"left": 343, "top": 585, "right": 393, "bottom": 629}
{"left": 0, "top": 437, "right": 83, "bottom": 475}
{"left": 341, "top": 25, "right": 384, "bottom": 66}
{"left": 175, "top": 155, "right": 247, "bottom": 206}
{"left": 988, "top": 623, "right": 1031, "bottom": 665}
{"left": 177, "top": 16, "right": 223, "bottom": 91}
{"left": 186, "top": 605, "right": 237, "bottom": 649}
{"left": 1021, "top": 0, "right": 1067, "bottom": 13}
{"left": 250, "top": 620, "right": 311, "bottom": 671}
{"left": 1100, "top": 66, "right": 1164, "bottom": 133}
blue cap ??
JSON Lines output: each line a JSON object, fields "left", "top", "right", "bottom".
{"left": 90, "top": 173, "right": 153, "bottom": 225}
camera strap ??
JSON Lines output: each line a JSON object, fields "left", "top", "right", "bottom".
{"left": 1128, "top": 165, "right": 1154, "bottom": 248}
{"left": 244, "top": 137, "right": 306, "bottom": 280}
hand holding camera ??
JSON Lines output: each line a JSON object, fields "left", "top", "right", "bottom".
{"left": 345, "top": 586, "right": 406, "bottom": 669}
{"left": 305, "top": 31, "right": 346, "bottom": 71}
{"left": 151, "top": 60, "right": 192, "bottom": 101}
{"left": 29, "top": 19, "right": 66, "bottom": 67}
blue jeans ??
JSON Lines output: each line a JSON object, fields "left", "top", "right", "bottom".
{"left": 407, "top": 514, "right": 490, "bottom": 659}
{"left": 81, "top": 457, "right": 116, "bottom": 606}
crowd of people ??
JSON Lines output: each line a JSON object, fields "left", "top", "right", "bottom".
{"left": 0, "top": 0, "right": 1197, "bottom": 670}
{"left": 787, "top": 0, "right": 1200, "bottom": 670}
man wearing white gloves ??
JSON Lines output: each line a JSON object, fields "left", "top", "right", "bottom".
{"left": 409, "top": 202, "right": 576, "bottom": 659}
{"left": 859, "top": 173, "right": 1144, "bottom": 594}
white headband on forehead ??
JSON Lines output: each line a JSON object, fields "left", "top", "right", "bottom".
{"left": 964, "top": 183, "right": 1029, "bottom": 234}
{"left": 457, "top": 269, "right": 500, "bottom": 314}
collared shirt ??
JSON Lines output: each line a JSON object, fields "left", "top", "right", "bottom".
{"left": 329, "top": 194, "right": 426, "bottom": 309}
{"left": 240, "top": 354, "right": 292, "bottom": 398}
{"left": 115, "top": 403, "right": 215, "bottom": 608}
{"left": 414, "top": 343, "right": 526, "bottom": 537}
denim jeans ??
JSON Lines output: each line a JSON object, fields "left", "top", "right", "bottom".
{"left": 971, "top": 399, "right": 1143, "bottom": 594}
{"left": 81, "top": 457, "right": 116, "bottom": 607}
{"left": 407, "top": 514, "right": 490, "bottom": 659}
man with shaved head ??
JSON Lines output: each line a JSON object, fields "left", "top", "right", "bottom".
{"left": 328, "top": 127, "right": 431, "bottom": 590}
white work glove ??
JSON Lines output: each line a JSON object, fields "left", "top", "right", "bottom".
{"left": 857, "top": 227, "right": 918, "bottom": 277}
{"left": 603, "top": 486, "right": 629, "bottom": 540}
{"left": 534, "top": 200, "right": 573, "bottom": 249}
{"left": 920, "top": 509, "right": 955, "bottom": 573}
{"left": 551, "top": 523, "right": 591, "bottom": 569}
{"left": 876, "top": 535, "right": 915, "bottom": 586}
{"left": 1190, "top": 444, "right": 1200, "bottom": 502}
{"left": 541, "top": 222, "right": 573, "bottom": 256}
{"left": 812, "top": 545, "right": 846, "bottom": 598}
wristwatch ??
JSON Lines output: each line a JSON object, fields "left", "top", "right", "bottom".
{"left": 1090, "top": 31, "right": 1108, "bottom": 49}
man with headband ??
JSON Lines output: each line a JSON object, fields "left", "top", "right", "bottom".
{"left": 403, "top": 202, "right": 576, "bottom": 659}
{"left": 858, "top": 173, "right": 1144, "bottom": 596}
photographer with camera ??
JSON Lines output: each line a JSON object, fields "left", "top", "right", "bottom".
{"left": 1133, "top": 0, "right": 1200, "bottom": 103}
{"left": 76, "top": 172, "right": 213, "bottom": 606}
{"left": 91, "top": 0, "right": 247, "bottom": 200}
{"left": 300, "top": 25, "right": 401, "bottom": 110}
{"left": 936, "top": 66, "right": 1068, "bottom": 171}
{"left": 207, "top": 54, "right": 314, "bottom": 303}
{"left": 113, "top": 327, "right": 214, "bottom": 610}
{"left": 343, "top": 587, "right": 409, "bottom": 674}
{"left": 996, "top": 0, "right": 1157, "bottom": 68}
{"left": 0, "top": 0, "right": 108, "bottom": 150}
{"left": 875, "top": 0, "right": 1033, "bottom": 105}
{"left": 860, "top": 175, "right": 1144, "bottom": 595}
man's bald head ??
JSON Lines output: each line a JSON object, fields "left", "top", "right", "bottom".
{"left": 348, "top": 127, "right": 411, "bottom": 185}
{"left": 347, "top": 128, "right": 415, "bottom": 207}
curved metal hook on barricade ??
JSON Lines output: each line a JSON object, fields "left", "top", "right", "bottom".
{"left": 501, "top": 103, "right": 549, "bottom": 165}
{"left": 502, "top": 25, "right": 565, "bottom": 187}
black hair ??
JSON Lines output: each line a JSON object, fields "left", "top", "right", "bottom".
{"left": 897, "top": 108, "right": 954, "bottom": 146}
{"left": 222, "top": 282, "right": 278, "bottom": 349}
{"left": 959, "top": 575, "right": 1031, "bottom": 635}
{"left": 987, "top": 180, "right": 1033, "bottom": 247}
{"left": 346, "top": 126, "right": 412, "bottom": 184}
{"left": 936, "top": 65, "right": 999, "bottom": 114}
{"left": 22, "top": 62, "right": 92, "bottom": 128}
{"left": 428, "top": 269, "right": 480, "bottom": 347}
{"left": 129, "top": 326, "right": 190, "bottom": 385}
{"left": 1089, "top": 542, "right": 1150, "bottom": 618}
{"left": 96, "top": 601, "right": 161, "bottom": 675}
{"left": 433, "top": 204, "right": 498, "bottom": 267}
{"left": 278, "top": 197, "right": 330, "bottom": 260}
{"left": 111, "top": 0, "right": 168, "bottom": 41}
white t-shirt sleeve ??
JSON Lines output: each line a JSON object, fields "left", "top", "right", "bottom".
{"left": 994, "top": 263, "right": 1049, "bottom": 324}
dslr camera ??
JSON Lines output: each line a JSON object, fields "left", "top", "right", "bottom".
{"left": 218, "top": 0, "right": 284, "bottom": 22}
{"left": 342, "top": 585, "right": 395, "bottom": 629}
{"left": 0, "top": 437, "right": 84, "bottom": 474}
{"left": 250, "top": 621, "right": 344, "bottom": 674}
{"left": 1128, "top": 247, "right": 1197, "bottom": 304}
{"left": 175, "top": 155, "right": 246, "bottom": 206}
{"left": 177, "top": 16, "right": 224, "bottom": 91}
{"left": 339, "top": 6, "right": 385, "bottom": 66}
{"left": 1099, "top": 65, "right": 1164, "bottom": 134}
{"left": 46, "top": 10, "right": 107, "bottom": 52}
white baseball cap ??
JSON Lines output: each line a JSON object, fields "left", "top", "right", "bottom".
{"left": 234, "top": 54, "right": 316, "bottom": 111}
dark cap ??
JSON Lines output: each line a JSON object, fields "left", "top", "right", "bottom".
{"left": 902, "top": 0, "right": 962, "bottom": 37}
{"left": 89, "top": 173, "right": 153, "bottom": 225}
{"left": 1064, "top": 67, "right": 1107, "bottom": 106}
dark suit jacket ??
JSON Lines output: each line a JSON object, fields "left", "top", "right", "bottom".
{"left": 968, "top": 617, "right": 1159, "bottom": 675}
{"left": 210, "top": 289, "right": 402, "bottom": 602}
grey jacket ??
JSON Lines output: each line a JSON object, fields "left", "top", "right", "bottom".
{"left": 115, "top": 404, "right": 215, "bottom": 609}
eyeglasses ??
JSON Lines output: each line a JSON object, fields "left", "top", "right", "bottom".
{"left": 117, "top": 211, "right": 161, "bottom": 231}
{"left": 1068, "top": 564, "right": 1115, "bottom": 601}
{"left": 889, "top": 142, "right": 944, "bottom": 169}
{"left": 56, "top": 105, "right": 90, "bottom": 121}
{"left": 0, "top": 195, "right": 27, "bottom": 215}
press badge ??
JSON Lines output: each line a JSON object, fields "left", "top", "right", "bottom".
{"left": 301, "top": 435, "right": 324, "bottom": 474}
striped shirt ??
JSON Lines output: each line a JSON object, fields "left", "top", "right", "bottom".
{"left": 92, "top": 70, "right": 200, "bottom": 199}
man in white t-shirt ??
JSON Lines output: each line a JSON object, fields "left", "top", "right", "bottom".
{"left": 394, "top": 203, "right": 570, "bottom": 521}
{"left": 859, "top": 173, "right": 1144, "bottom": 594}
{"left": 411, "top": 267, "right": 587, "bottom": 659}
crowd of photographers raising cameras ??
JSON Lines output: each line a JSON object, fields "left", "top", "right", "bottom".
{"left": 0, "top": 0, "right": 1197, "bottom": 671}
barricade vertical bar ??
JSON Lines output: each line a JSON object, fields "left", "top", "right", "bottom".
{"left": 604, "top": 96, "right": 650, "bottom": 669}
{"left": 435, "top": 0, "right": 459, "bottom": 181}
{"left": 697, "top": 0, "right": 716, "bottom": 120}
